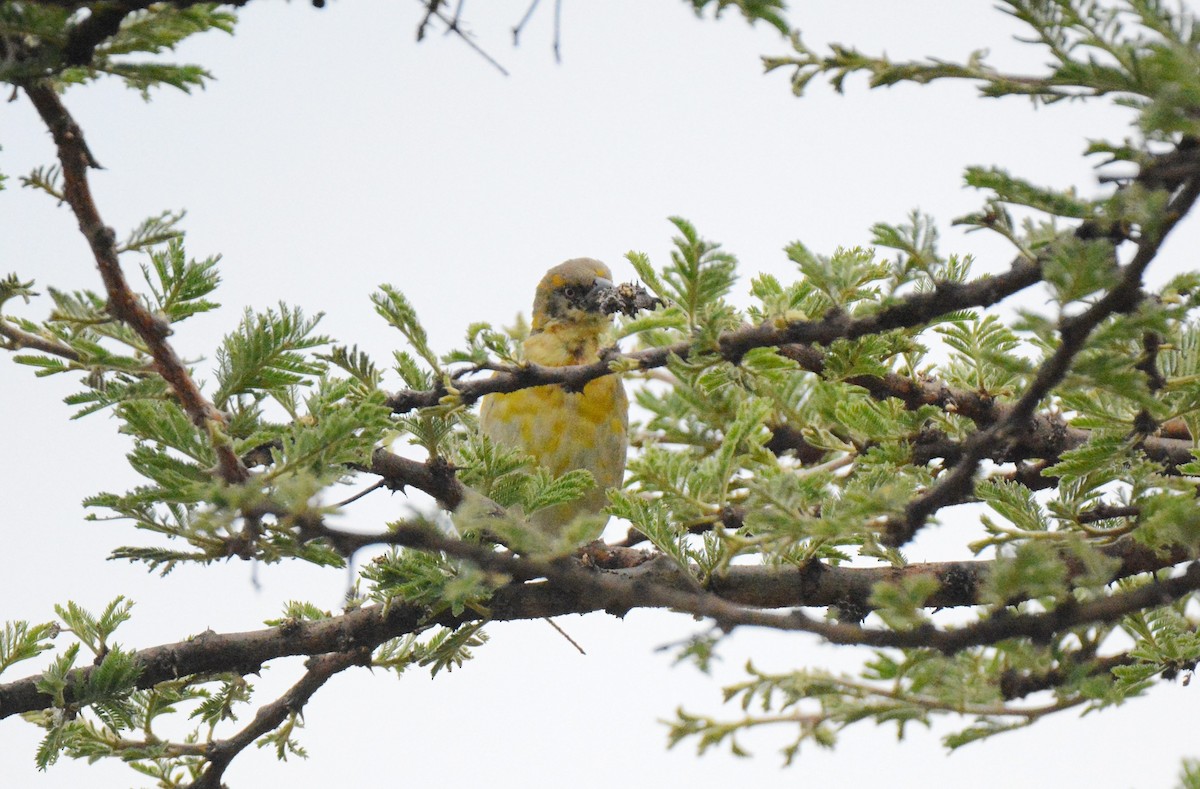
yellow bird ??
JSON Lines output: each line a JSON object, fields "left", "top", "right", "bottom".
{"left": 479, "top": 258, "right": 629, "bottom": 538}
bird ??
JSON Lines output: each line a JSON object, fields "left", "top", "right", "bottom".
{"left": 478, "top": 258, "right": 629, "bottom": 540}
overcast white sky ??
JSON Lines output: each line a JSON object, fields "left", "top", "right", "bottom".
{"left": 3, "top": 2, "right": 1199, "bottom": 787}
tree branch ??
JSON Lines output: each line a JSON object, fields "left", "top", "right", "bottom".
{"left": 284, "top": 517, "right": 1200, "bottom": 655}
{"left": 21, "top": 82, "right": 249, "bottom": 484}
{"left": 63, "top": 1, "right": 143, "bottom": 66}
{"left": 412, "top": 0, "right": 509, "bottom": 75}
{"left": 885, "top": 172, "right": 1200, "bottom": 546}
{"left": 775, "top": 342, "right": 1197, "bottom": 470}
{"left": 189, "top": 649, "right": 364, "bottom": 789}
{"left": 364, "top": 447, "right": 464, "bottom": 510}
{"left": 383, "top": 254, "right": 1043, "bottom": 415}
{"left": 1000, "top": 651, "right": 1135, "bottom": 700}
{"left": 36, "top": 0, "right": 254, "bottom": 67}
{"left": 4, "top": 523, "right": 1195, "bottom": 720}
{"left": 0, "top": 318, "right": 82, "bottom": 361}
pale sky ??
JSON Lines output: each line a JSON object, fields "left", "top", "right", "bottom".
{"left": 2, "top": 2, "right": 1198, "bottom": 787}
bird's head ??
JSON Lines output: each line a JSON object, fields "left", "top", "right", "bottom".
{"left": 530, "top": 258, "right": 616, "bottom": 333}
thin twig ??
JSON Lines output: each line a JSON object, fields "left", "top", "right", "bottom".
{"left": 552, "top": 0, "right": 562, "bottom": 63}
{"left": 330, "top": 480, "right": 388, "bottom": 509}
{"left": 413, "top": 0, "right": 509, "bottom": 75}
{"left": 189, "top": 649, "right": 364, "bottom": 789}
{"left": 543, "top": 617, "right": 586, "bottom": 654}
{"left": 416, "top": 0, "right": 442, "bottom": 41}
{"left": 512, "top": 0, "right": 541, "bottom": 45}
{"left": 0, "top": 319, "right": 82, "bottom": 360}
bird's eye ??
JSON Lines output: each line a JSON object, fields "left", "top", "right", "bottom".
{"left": 562, "top": 285, "right": 580, "bottom": 300}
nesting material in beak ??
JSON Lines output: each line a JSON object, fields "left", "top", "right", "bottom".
{"left": 583, "top": 280, "right": 665, "bottom": 317}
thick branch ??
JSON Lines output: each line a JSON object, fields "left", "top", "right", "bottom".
{"left": 708, "top": 535, "right": 1194, "bottom": 614}
{"left": 45, "top": 0, "right": 255, "bottom": 67}
{"left": 366, "top": 447, "right": 464, "bottom": 510}
{"left": 0, "top": 599, "right": 430, "bottom": 720}
{"left": 63, "top": 1, "right": 143, "bottom": 66}
{"left": 3, "top": 530, "right": 1195, "bottom": 719}
{"left": 286, "top": 519, "right": 1200, "bottom": 655}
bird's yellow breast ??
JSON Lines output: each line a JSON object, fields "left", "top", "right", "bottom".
{"left": 479, "top": 375, "right": 627, "bottom": 486}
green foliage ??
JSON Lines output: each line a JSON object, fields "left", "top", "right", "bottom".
{"left": 868, "top": 575, "right": 940, "bottom": 630}
{"left": 191, "top": 677, "right": 252, "bottom": 732}
{"left": 362, "top": 545, "right": 495, "bottom": 618}
{"left": 55, "top": 596, "right": 134, "bottom": 656}
{"left": 1121, "top": 599, "right": 1200, "bottom": 683}
{"left": 0, "top": 273, "right": 37, "bottom": 309}
{"left": 981, "top": 541, "right": 1070, "bottom": 606}
{"left": 322, "top": 345, "right": 383, "bottom": 392}
{"left": 442, "top": 319, "right": 526, "bottom": 366}
{"left": 257, "top": 712, "right": 307, "bottom": 762}
{"left": 42, "top": 262, "right": 395, "bottom": 570}
{"left": 0, "top": 3, "right": 236, "bottom": 96}
{"left": 787, "top": 244, "right": 889, "bottom": 312}
{"left": 373, "top": 285, "right": 441, "bottom": 372}
{"left": 213, "top": 304, "right": 329, "bottom": 409}
{"left": 936, "top": 309, "right": 1032, "bottom": 390}
{"left": 448, "top": 430, "right": 610, "bottom": 556}
{"left": 139, "top": 237, "right": 220, "bottom": 321}
{"left": 20, "top": 597, "right": 343, "bottom": 779}
{"left": 0, "top": 620, "right": 57, "bottom": 675}
{"left": 607, "top": 488, "right": 692, "bottom": 569}
{"left": 1180, "top": 758, "right": 1200, "bottom": 789}
{"left": 765, "top": 0, "right": 1200, "bottom": 142}
{"left": 23, "top": 599, "right": 148, "bottom": 769}
{"left": 688, "top": 0, "right": 789, "bottom": 35}
{"left": 373, "top": 621, "right": 489, "bottom": 678}
{"left": 266, "top": 601, "right": 334, "bottom": 627}
{"left": 654, "top": 0, "right": 1200, "bottom": 767}
{"left": 872, "top": 211, "right": 936, "bottom": 260}
{"left": 20, "top": 165, "right": 64, "bottom": 202}
{"left": 9, "top": 0, "right": 1200, "bottom": 783}
{"left": 2, "top": 235, "right": 224, "bottom": 417}
{"left": 1042, "top": 236, "right": 1121, "bottom": 305}
{"left": 964, "top": 166, "right": 1098, "bottom": 219}
{"left": 656, "top": 216, "right": 740, "bottom": 340}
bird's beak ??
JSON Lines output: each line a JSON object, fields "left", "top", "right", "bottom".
{"left": 587, "top": 277, "right": 614, "bottom": 301}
